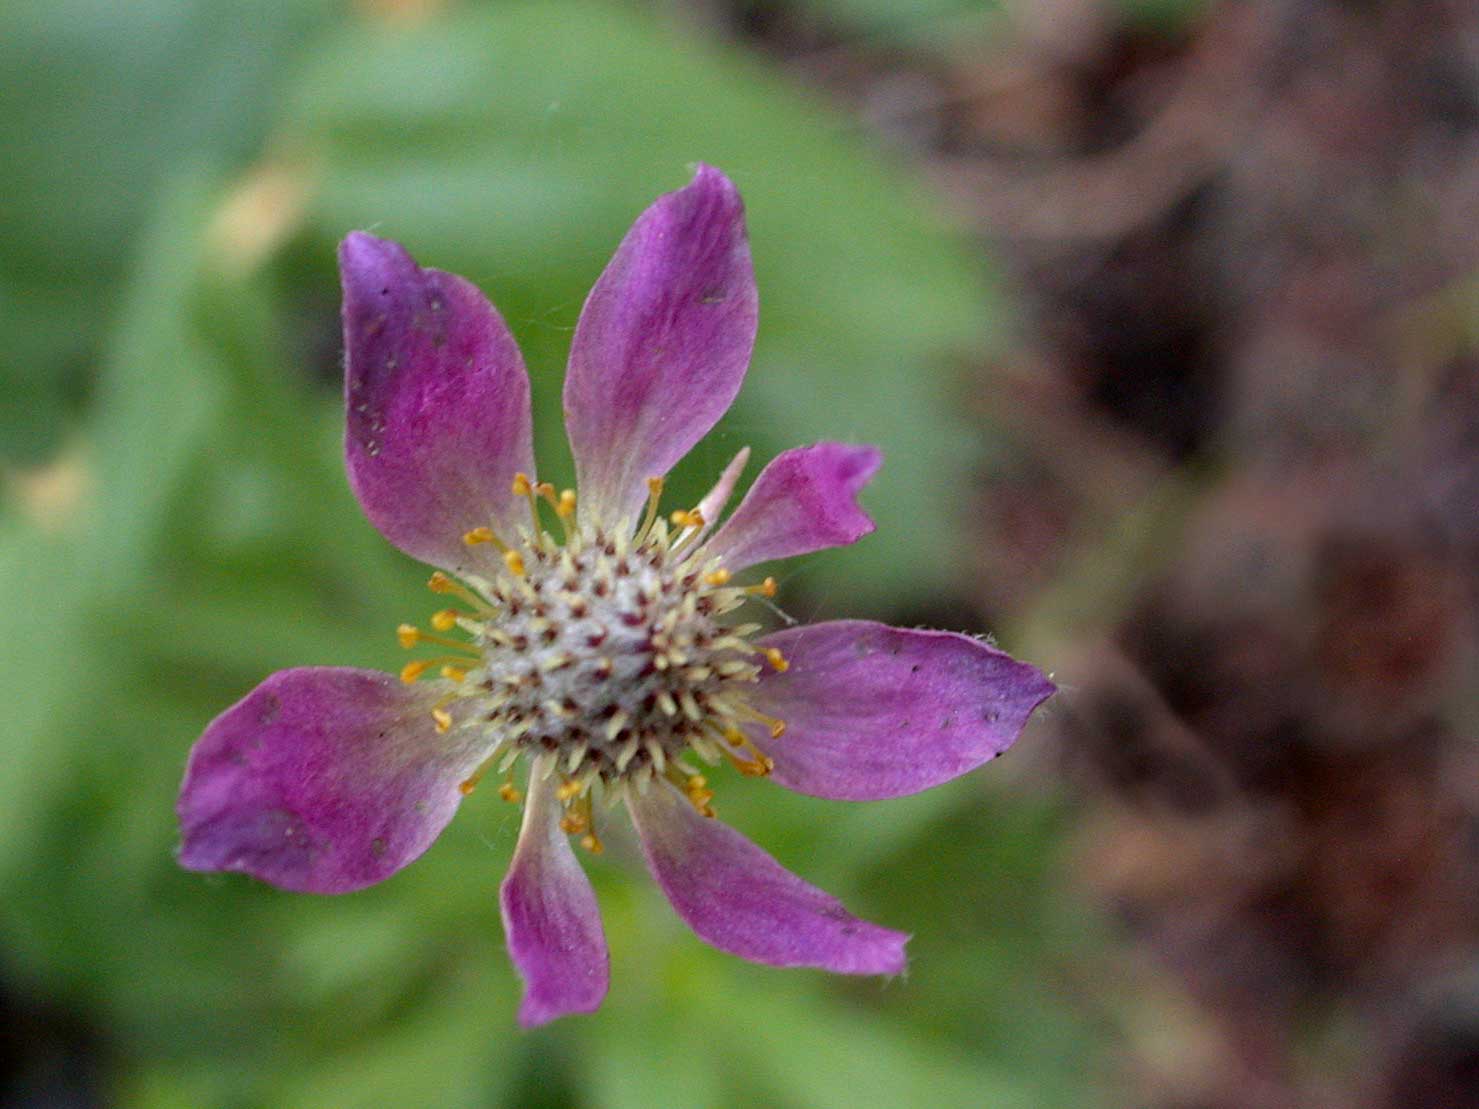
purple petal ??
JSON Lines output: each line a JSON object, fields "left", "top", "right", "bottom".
{"left": 341, "top": 232, "right": 535, "bottom": 576}
{"left": 564, "top": 166, "right": 758, "bottom": 528}
{"left": 499, "top": 758, "right": 610, "bottom": 1027}
{"left": 626, "top": 780, "right": 908, "bottom": 974}
{"left": 177, "top": 668, "right": 486, "bottom": 893}
{"left": 750, "top": 621, "right": 1055, "bottom": 801}
{"left": 704, "top": 443, "right": 881, "bottom": 571}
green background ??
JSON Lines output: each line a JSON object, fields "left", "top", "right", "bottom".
{"left": 0, "top": 2, "right": 1100, "bottom": 1106}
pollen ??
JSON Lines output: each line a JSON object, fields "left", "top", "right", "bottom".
{"left": 392, "top": 474, "right": 795, "bottom": 840}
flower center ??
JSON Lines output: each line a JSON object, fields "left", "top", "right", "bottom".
{"left": 395, "top": 475, "right": 786, "bottom": 850}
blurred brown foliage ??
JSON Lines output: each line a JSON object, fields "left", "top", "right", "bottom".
{"left": 712, "top": 0, "right": 1479, "bottom": 1105}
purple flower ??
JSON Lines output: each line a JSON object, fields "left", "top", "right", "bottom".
{"left": 177, "top": 165, "right": 1054, "bottom": 1027}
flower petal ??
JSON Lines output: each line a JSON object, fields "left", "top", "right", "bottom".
{"left": 177, "top": 667, "right": 486, "bottom": 893}
{"left": 564, "top": 165, "right": 758, "bottom": 528}
{"left": 750, "top": 621, "right": 1055, "bottom": 801}
{"left": 626, "top": 780, "right": 907, "bottom": 974}
{"left": 499, "top": 757, "right": 610, "bottom": 1027}
{"left": 341, "top": 231, "right": 535, "bottom": 576}
{"left": 704, "top": 443, "right": 881, "bottom": 572}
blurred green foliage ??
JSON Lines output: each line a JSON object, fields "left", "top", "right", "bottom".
{"left": 0, "top": 2, "right": 1091, "bottom": 1105}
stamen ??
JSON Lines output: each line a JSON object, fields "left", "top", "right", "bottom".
{"left": 559, "top": 789, "right": 593, "bottom": 836}
{"left": 509, "top": 471, "right": 545, "bottom": 536}
{"left": 762, "top": 647, "right": 789, "bottom": 672}
{"left": 579, "top": 832, "right": 604, "bottom": 854}
{"left": 667, "top": 767, "right": 716, "bottom": 816}
{"left": 431, "top": 608, "right": 461, "bottom": 631}
{"left": 396, "top": 624, "right": 479, "bottom": 655}
{"left": 714, "top": 724, "right": 774, "bottom": 777}
{"left": 427, "top": 571, "right": 495, "bottom": 613}
{"left": 555, "top": 779, "right": 583, "bottom": 802}
{"left": 723, "top": 745, "right": 774, "bottom": 777}
{"left": 703, "top": 568, "right": 731, "bottom": 587}
{"left": 431, "top": 707, "right": 453, "bottom": 733}
{"left": 669, "top": 508, "right": 704, "bottom": 529}
{"left": 463, "top": 526, "right": 506, "bottom": 549}
{"left": 747, "top": 577, "right": 778, "bottom": 598}
{"left": 401, "top": 655, "right": 474, "bottom": 684}
{"left": 721, "top": 700, "right": 787, "bottom": 738}
{"left": 503, "top": 550, "right": 526, "bottom": 577}
{"left": 635, "top": 476, "right": 664, "bottom": 544}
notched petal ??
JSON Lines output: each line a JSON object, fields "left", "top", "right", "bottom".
{"left": 500, "top": 761, "right": 610, "bottom": 1027}
{"left": 564, "top": 165, "right": 758, "bottom": 528}
{"left": 341, "top": 232, "right": 535, "bottom": 574}
{"left": 177, "top": 667, "right": 486, "bottom": 893}
{"left": 705, "top": 442, "right": 881, "bottom": 571}
{"left": 751, "top": 621, "right": 1054, "bottom": 801}
{"left": 627, "top": 780, "right": 908, "bottom": 975}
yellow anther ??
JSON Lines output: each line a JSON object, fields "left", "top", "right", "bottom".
{"left": 431, "top": 708, "right": 453, "bottom": 734}
{"left": 463, "top": 526, "right": 495, "bottom": 546}
{"left": 431, "top": 608, "right": 460, "bottom": 631}
{"left": 670, "top": 509, "right": 704, "bottom": 528}
{"left": 397, "top": 624, "right": 421, "bottom": 649}
{"left": 635, "top": 476, "right": 666, "bottom": 543}
{"left": 736, "top": 755, "right": 774, "bottom": 778}
{"left": 503, "top": 549, "right": 526, "bottom": 577}
{"left": 687, "top": 774, "right": 708, "bottom": 789}
{"left": 559, "top": 812, "right": 589, "bottom": 835}
{"left": 555, "top": 779, "right": 582, "bottom": 802}
{"left": 703, "top": 568, "right": 732, "bottom": 587}
{"left": 426, "top": 571, "right": 496, "bottom": 613}
{"left": 728, "top": 703, "right": 787, "bottom": 739}
{"left": 400, "top": 660, "right": 432, "bottom": 684}
{"left": 557, "top": 489, "right": 577, "bottom": 518}
{"left": 579, "top": 833, "right": 605, "bottom": 855}
{"left": 439, "top": 664, "right": 468, "bottom": 682}
{"left": 747, "top": 577, "right": 778, "bottom": 598}
{"left": 763, "top": 647, "right": 789, "bottom": 672}
{"left": 497, "top": 781, "right": 522, "bottom": 803}
{"left": 723, "top": 726, "right": 746, "bottom": 747}
{"left": 511, "top": 472, "right": 533, "bottom": 496}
